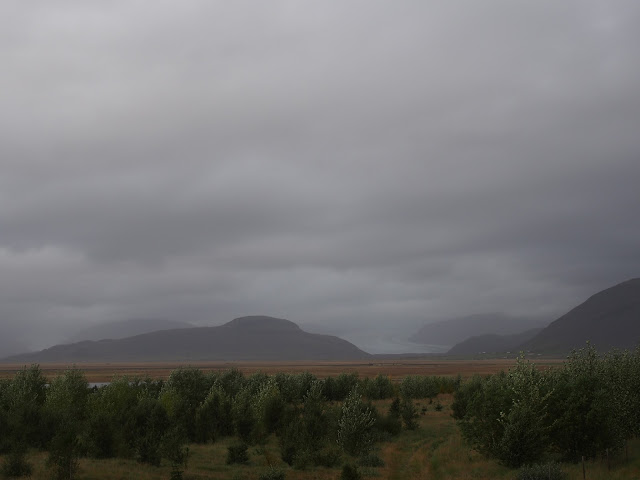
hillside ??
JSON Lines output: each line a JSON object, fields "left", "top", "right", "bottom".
{"left": 67, "top": 318, "right": 195, "bottom": 343}
{"left": 409, "top": 314, "right": 548, "bottom": 347}
{"left": 521, "top": 278, "right": 640, "bottom": 353}
{"left": 447, "top": 328, "right": 543, "bottom": 356}
{"left": 2, "top": 316, "right": 370, "bottom": 362}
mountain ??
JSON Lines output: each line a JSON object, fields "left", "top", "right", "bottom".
{"left": 409, "top": 314, "right": 548, "bottom": 347}
{"left": 67, "top": 318, "right": 195, "bottom": 343}
{"left": 447, "top": 328, "right": 543, "bottom": 356}
{"left": 521, "top": 278, "right": 640, "bottom": 353}
{"left": 2, "top": 316, "right": 370, "bottom": 362}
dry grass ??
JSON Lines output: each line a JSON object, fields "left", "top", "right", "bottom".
{"left": 0, "top": 358, "right": 564, "bottom": 382}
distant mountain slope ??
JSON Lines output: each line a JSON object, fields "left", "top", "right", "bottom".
{"left": 409, "top": 314, "right": 548, "bottom": 347}
{"left": 3, "top": 316, "right": 370, "bottom": 362}
{"left": 447, "top": 328, "right": 543, "bottom": 356}
{"left": 521, "top": 278, "right": 640, "bottom": 353}
{"left": 67, "top": 318, "right": 195, "bottom": 343}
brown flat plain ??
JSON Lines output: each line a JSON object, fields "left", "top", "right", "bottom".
{"left": 0, "top": 358, "right": 564, "bottom": 382}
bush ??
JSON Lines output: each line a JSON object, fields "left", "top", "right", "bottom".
{"left": 516, "top": 462, "right": 567, "bottom": 480}
{"left": 258, "top": 466, "right": 286, "bottom": 480}
{"left": 357, "top": 452, "right": 385, "bottom": 467}
{"left": 400, "top": 397, "right": 418, "bottom": 430}
{"left": 340, "top": 463, "right": 361, "bottom": 480}
{"left": 337, "top": 387, "right": 375, "bottom": 456}
{"left": 1, "top": 446, "right": 32, "bottom": 478}
{"left": 226, "top": 443, "right": 249, "bottom": 465}
{"left": 377, "top": 413, "right": 402, "bottom": 437}
{"left": 313, "top": 446, "right": 342, "bottom": 467}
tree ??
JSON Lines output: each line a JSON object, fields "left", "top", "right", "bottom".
{"left": 337, "top": 387, "right": 375, "bottom": 457}
{"left": 44, "top": 367, "right": 89, "bottom": 480}
{"left": 400, "top": 397, "right": 418, "bottom": 430}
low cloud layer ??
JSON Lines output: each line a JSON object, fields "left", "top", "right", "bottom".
{"left": 1, "top": 1, "right": 639, "bottom": 354}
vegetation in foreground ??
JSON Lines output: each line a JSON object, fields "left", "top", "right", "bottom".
{"left": 0, "top": 345, "right": 639, "bottom": 479}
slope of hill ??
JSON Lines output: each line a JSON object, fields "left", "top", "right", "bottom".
{"left": 3, "top": 316, "right": 370, "bottom": 362}
{"left": 521, "top": 278, "right": 640, "bottom": 353}
{"left": 447, "top": 328, "right": 543, "bottom": 356}
{"left": 409, "top": 314, "right": 548, "bottom": 347}
{"left": 67, "top": 318, "right": 195, "bottom": 343}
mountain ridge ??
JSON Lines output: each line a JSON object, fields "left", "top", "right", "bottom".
{"left": 521, "top": 278, "right": 640, "bottom": 353}
{"left": 409, "top": 313, "right": 548, "bottom": 347}
{"left": 2, "top": 316, "right": 370, "bottom": 362}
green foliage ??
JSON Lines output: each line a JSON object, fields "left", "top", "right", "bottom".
{"left": 252, "top": 378, "right": 285, "bottom": 442}
{"left": 337, "top": 387, "right": 375, "bottom": 457}
{"left": 232, "top": 386, "right": 257, "bottom": 444}
{"left": 279, "top": 381, "right": 339, "bottom": 468}
{"left": 453, "top": 346, "right": 640, "bottom": 467}
{"left": 357, "top": 452, "right": 385, "bottom": 467}
{"left": 133, "top": 397, "right": 170, "bottom": 466}
{"left": 258, "top": 466, "right": 286, "bottom": 480}
{"left": 360, "top": 374, "right": 395, "bottom": 400}
{"left": 226, "top": 443, "right": 249, "bottom": 465}
{"left": 4, "top": 364, "right": 47, "bottom": 449}
{"left": 312, "top": 445, "right": 342, "bottom": 467}
{"left": 47, "top": 429, "right": 80, "bottom": 480}
{"left": 323, "top": 373, "right": 359, "bottom": 401}
{"left": 44, "top": 367, "right": 88, "bottom": 479}
{"left": 218, "top": 368, "right": 246, "bottom": 398}
{"left": 340, "top": 463, "right": 362, "bottom": 480}
{"left": 516, "top": 462, "right": 567, "bottom": 480}
{"left": 548, "top": 345, "right": 622, "bottom": 461}
{"left": 83, "top": 377, "right": 142, "bottom": 458}
{"left": 162, "top": 428, "right": 189, "bottom": 480}
{"left": 195, "top": 385, "right": 233, "bottom": 443}
{"left": 399, "top": 375, "right": 459, "bottom": 399}
{"left": 400, "top": 397, "right": 419, "bottom": 430}
{"left": 1, "top": 443, "right": 32, "bottom": 478}
{"left": 160, "top": 367, "right": 213, "bottom": 441}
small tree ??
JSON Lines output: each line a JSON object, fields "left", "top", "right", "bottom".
{"left": 44, "top": 368, "right": 89, "bottom": 480}
{"left": 337, "top": 387, "right": 375, "bottom": 457}
{"left": 400, "top": 397, "right": 418, "bottom": 430}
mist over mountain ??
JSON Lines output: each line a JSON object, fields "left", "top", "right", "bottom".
{"left": 67, "top": 318, "right": 195, "bottom": 343}
{"left": 3, "top": 316, "right": 370, "bottom": 362}
{"left": 447, "top": 328, "right": 543, "bottom": 356}
{"left": 409, "top": 314, "right": 548, "bottom": 348}
{"left": 522, "top": 278, "right": 640, "bottom": 353}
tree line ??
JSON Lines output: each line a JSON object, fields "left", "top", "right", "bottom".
{"left": 452, "top": 344, "right": 640, "bottom": 468}
{"left": 0, "top": 366, "right": 459, "bottom": 479}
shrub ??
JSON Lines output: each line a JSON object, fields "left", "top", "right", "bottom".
{"left": 313, "top": 446, "right": 342, "bottom": 467}
{"left": 340, "top": 463, "right": 361, "bottom": 480}
{"left": 47, "top": 430, "right": 80, "bottom": 480}
{"left": 337, "top": 387, "right": 375, "bottom": 456}
{"left": 516, "top": 462, "right": 567, "bottom": 480}
{"left": 258, "top": 466, "right": 286, "bottom": 480}
{"left": 357, "top": 452, "right": 384, "bottom": 467}
{"left": 226, "top": 443, "right": 249, "bottom": 465}
{"left": 400, "top": 397, "right": 418, "bottom": 430}
{"left": 1, "top": 445, "right": 32, "bottom": 478}
{"left": 377, "top": 413, "right": 402, "bottom": 437}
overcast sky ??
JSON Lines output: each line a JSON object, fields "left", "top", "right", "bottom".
{"left": 1, "top": 1, "right": 639, "bottom": 355}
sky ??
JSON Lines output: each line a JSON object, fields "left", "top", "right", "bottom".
{"left": 1, "top": 1, "right": 639, "bottom": 356}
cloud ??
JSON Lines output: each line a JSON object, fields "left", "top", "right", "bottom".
{"left": 1, "top": 1, "right": 639, "bottom": 354}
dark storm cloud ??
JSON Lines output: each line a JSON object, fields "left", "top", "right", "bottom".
{"left": 1, "top": 1, "right": 639, "bottom": 353}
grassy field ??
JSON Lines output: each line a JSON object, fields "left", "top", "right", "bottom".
{"left": 3, "top": 394, "right": 640, "bottom": 479}
{"left": 0, "top": 358, "right": 565, "bottom": 382}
